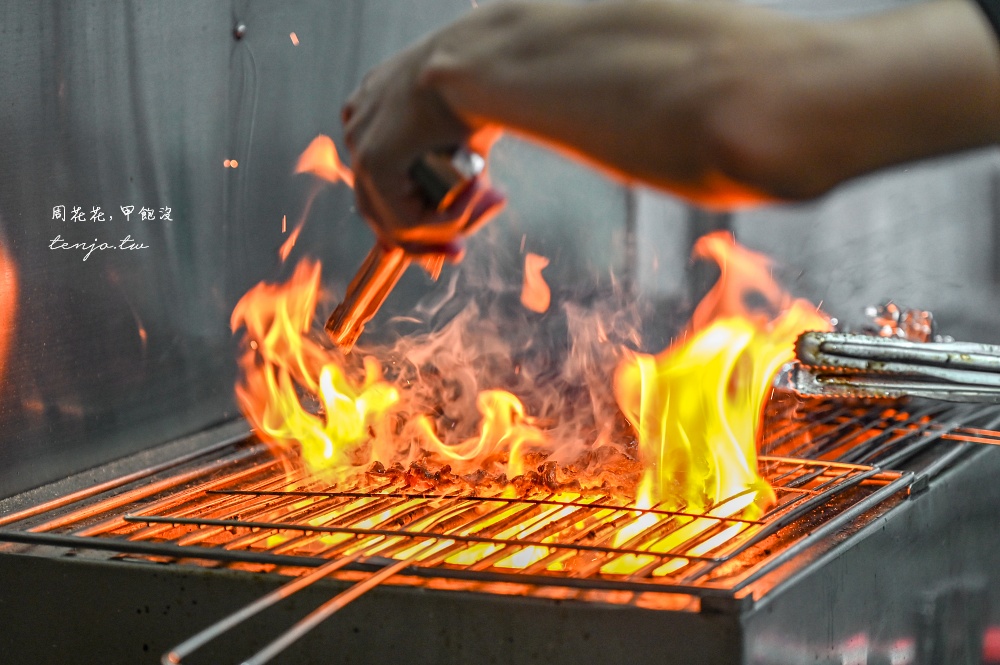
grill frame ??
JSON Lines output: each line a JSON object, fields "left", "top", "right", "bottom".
{"left": 0, "top": 447, "right": 910, "bottom": 602}
{"left": 4, "top": 402, "right": 1000, "bottom": 665}
{"left": 5, "top": 398, "right": 998, "bottom": 605}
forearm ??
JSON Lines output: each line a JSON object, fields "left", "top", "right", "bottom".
{"left": 421, "top": 0, "right": 1000, "bottom": 204}
{"left": 422, "top": 1, "right": 782, "bottom": 204}
{"left": 784, "top": 0, "right": 1000, "bottom": 195}
{"left": 723, "top": 0, "right": 1000, "bottom": 199}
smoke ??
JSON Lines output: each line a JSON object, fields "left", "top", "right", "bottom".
{"left": 345, "top": 246, "right": 648, "bottom": 491}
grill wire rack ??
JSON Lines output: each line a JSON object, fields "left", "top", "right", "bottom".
{"left": 2, "top": 398, "right": 1000, "bottom": 663}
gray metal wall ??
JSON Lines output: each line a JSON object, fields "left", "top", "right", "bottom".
{"left": 0, "top": 1, "right": 236, "bottom": 499}
{"left": 0, "top": 0, "right": 628, "bottom": 499}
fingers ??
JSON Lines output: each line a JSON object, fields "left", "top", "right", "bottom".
{"left": 340, "top": 41, "right": 504, "bottom": 258}
{"left": 346, "top": 102, "right": 504, "bottom": 253}
{"left": 342, "top": 68, "right": 384, "bottom": 151}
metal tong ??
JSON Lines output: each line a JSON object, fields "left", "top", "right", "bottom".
{"left": 776, "top": 332, "right": 1000, "bottom": 403}
{"left": 325, "top": 149, "right": 486, "bottom": 350}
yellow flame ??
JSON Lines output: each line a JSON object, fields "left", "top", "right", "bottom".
{"left": 411, "top": 390, "right": 547, "bottom": 476}
{"left": 614, "top": 232, "right": 830, "bottom": 515}
{"left": 235, "top": 141, "right": 833, "bottom": 577}
{"left": 231, "top": 259, "right": 398, "bottom": 476}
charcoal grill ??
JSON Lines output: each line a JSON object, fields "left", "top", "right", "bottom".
{"left": 2, "top": 3, "right": 1000, "bottom": 665}
{"left": 3, "top": 398, "right": 1000, "bottom": 664}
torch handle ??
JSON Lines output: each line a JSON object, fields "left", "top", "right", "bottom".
{"left": 409, "top": 149, "right": 483, "bottom": 211}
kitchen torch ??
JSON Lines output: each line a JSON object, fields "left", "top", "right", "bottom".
{"left": 325, "top": 149, "right": 499, "bottom": 351}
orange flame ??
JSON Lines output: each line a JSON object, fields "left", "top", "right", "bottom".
{"left": 231, "top": 257, "right": 557, "bottom": 483}
{"left": 294, "top": 134, "right": 355, "bottom": 189}
{"left": 238, "top": 130, "right": 831, "bottom": 544}
{"left": 231, "top": 259, "right": 398, "bottom": 476}
{"left": 614, "top": 232, "right": 830, "bottom": 514}
{"left": 233, "top": 230, "right": 829, "bottom": 511}
{"left": 279, "top": 136, "right": 355, "bottom": 262}
{"left": 409, "top": 390, "right": 547, "bottom": 477}
{"left": 520, "top": 252, "right": 551, "bottom": 313}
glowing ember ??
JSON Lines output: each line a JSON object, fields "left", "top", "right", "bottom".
{"left": 614, "top": 232, "right": 831, "bottom": 514}
{"left": 290, "top": 32, "right": 300, "bottom": 46}
{"left": 520, "top": 252, "right": 551, "bottom": 313}
{"left": 277, "top": 218, "right": 304, "bottom": 263}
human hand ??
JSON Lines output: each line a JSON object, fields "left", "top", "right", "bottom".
{"left": 342, "top": 38, "right": 504, "bottom": 257}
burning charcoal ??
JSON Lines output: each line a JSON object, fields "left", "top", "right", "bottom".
{"left": 523, "top": 452, "right": 551, "bottom": 469}
{"left": 407, "top": 460, "right": 432, "bottom": 479}
{"left": 587, "top": 445, "right": 620, "bottom": 466}
{"left": 537, "top": 461, "right": 559, "bottom": 487}
{"left": 367, "top": 460, "right": 386, "bottom": 474}
{"left": 406, "top": 479, "right": 436, "bottom": 493}
{"left": 511, "top": 470, "right": 545, "bottom": 494}
{"left": 461, "top": 469, "right": 484, "bottom": 484}
{"left": 552, "top": 466, "right": 584, "bottom": 490}
{"left": 557, "top": 478, "right": 583, "bottom": 493}
{"left": 379, "top": 462, "right": 407, "bottom": 484}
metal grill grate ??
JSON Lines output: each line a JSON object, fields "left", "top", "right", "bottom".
{"left": 1, "top": 444, "right": 906, "bottom": 598}
{"left": 7, "top": 400, "right": 1000, "bottom": 664}
{"left": 760, "top": 397, "right": 1000, "bottom": 469}
{"left": 4, "top": 399, "right": 999, "bottom": 600}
